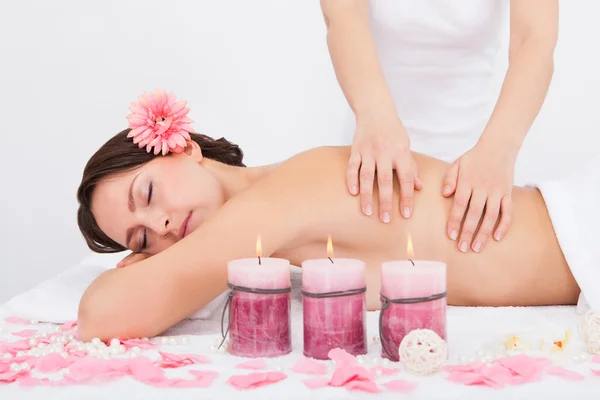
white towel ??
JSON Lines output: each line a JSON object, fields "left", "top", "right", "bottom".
{"left": 0, "top": 253, "right": 237, "bottom": 323}
{"left": 529, "top": 154, "right": 600, "bottom": 312}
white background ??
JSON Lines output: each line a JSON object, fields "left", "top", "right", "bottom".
{"left": 0, "top": 1, "right": 598, "bottom": 303}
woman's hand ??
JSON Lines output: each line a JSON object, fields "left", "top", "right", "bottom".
{"left": 347, "top": 116, "right": 423, "bottom": 223}
{"left": 442, "top": 141, "right": 517, "bottom": 253}
{"left": 116, "top": 252, "right": 150, "bottom": 268}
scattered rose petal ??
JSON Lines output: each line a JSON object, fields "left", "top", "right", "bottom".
{"left": 303, "top": 377, "right": 330, "bottom": 389}
{"left": 0, "top": 369, "right": 30, "bottom": 383}
{"left": 228, "top": 372, "right": 287, "bottom": 389}
{"left": 129, "top": 356, "right": 166, "bottom": 383}
{"left": 444, "top": 361, "right": 485, "bottom": 373}
{"left": 12, "top": 329, "right": 37, "bottom": 338}
{"left": 4, "top": 317, "right": 30, "bottom": 325}
{"left": 370, "top": 367, "right": 399, "bottom": 376}
{"left": 345, "top": 380, "right": 380, "bottom": 393}
{"left": 593, "top": 355, "right": 600, "bottom": 363}
{"left": 292, "top": 356, "right": 328, "bottom": 375}
{"left": 329, "top": 364, "right": 373, "bottom": 387}
{"left": 120, "top": 338, "right": 157, "bottom": 350}
{"left": 156, "top": 352, "right": 211, "bottom": 368}
{"left": 236, "top": 359, "right": 268, "bottom": 370}
{"left": 61, "top": 321, "right": 77, "bottom": 331}
{"left": 546, "top": 366, "right": 585, "bottom": 381}
{"left": 35, "top": 353, "right": 76, "bottom": 373}
{"left": 480, "top": 364, "right": 514, "bottom": 386}
{"left": 327, "top": 348, "right": 356, "bottom": 366}
{"left": 382, "top": 379, "right": 418, "bottom": 392}
{"left": 591, "top": 369, "right": 600, "bottom": 376}
{"left": 495, "top": 354, "right": 549, "bottom": 382}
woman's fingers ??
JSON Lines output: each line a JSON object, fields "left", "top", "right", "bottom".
{"left": 447, "top": 184, "right": 471, "bottom": 242}
{"left": 472, "top": 197, "right": 501, "bottom": 252}
{"left": 458, "top": 190, "right": 487, "bottom": 253}
{"left": 442, "top": 161, "right": 459, "bottom": 197}
{"left": 376, "top": 158, "right": 394, "bottom": 223}
{"left": 359, "top": 155, "right": 376, "bottom": 216}
{"left": 494, "top": 196, "right": 513, "bottom": 241}
{"left": 395, "top": 156, "right": 415, "bottom": 219}
{"left": 346, "top": 151, "right": 362, "bottom": 196}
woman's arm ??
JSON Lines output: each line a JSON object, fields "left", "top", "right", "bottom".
{"left": 320, "top": 0, "right": 421, "bottom": 224}
{"left": 77, "top": 152, "right": 329, "bottom": 342}
{"left": 478, "top": 0, "right": 558, "bottom": 153}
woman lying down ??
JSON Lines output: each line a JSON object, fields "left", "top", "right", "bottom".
{"left": 76, "top": 95, "right": 598, "bottom": 342}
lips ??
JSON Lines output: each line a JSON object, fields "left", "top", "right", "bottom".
{"left": 178, "top": 212, "right": 192, "bottom": 240}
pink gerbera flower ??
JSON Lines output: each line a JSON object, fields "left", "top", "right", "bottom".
{"left": 126, "top": 89, "right": 194, "bottom": 155}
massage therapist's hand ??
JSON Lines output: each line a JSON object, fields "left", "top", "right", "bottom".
{"left": 116, "top": 252, "right": 150, "bottom": 268}
{"left": 348, "top": 115, "right": 423, "bottom": 223}
{"left": 442, "top": 141, "right": 516, "bottom": 253}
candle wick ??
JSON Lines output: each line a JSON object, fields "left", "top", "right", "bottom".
{"left": 328, "top": 257, "right": 334, "bottom": 264}
{"left": 258, "top": 256, "right": 262, "bottom": 265}
{"left": 408, "top": 259, "right": 415, "bottom": 266}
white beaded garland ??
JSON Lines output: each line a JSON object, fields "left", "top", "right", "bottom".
{"left": 398, "top": 329, "right": 447, "bottom": 375}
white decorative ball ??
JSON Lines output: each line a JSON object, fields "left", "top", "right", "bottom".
{"left": 580, "top": 311, "right": 600, "bottom": 354}
{"left": 356, "top": 355, "right": 365, "bottom": 365}
{"left": 109, "top": 338, "right": 121, "bottom": 348}
{"left": 91, "top": 338, "right": 102, "bottom": 347}
{"left": 398, "top": 329, "right": 447, "bottom": 375}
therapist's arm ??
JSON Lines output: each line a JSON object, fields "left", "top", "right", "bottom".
{"left": 320, "top": 0, "right": 422, "bottom": 224}
{"left": 478, "top": 0, "right": 558, "bottom": 152}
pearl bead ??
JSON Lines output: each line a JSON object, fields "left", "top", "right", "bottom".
{"left": 161, "top": 337, "right": 170, "bottom": 345}
{"left": 131, "top": 346, "right": 141, "bottom": 355}
{"left": 20, "top": 362, "right": 29, "bottom": 370}
{"left": 67, "top": 335, "right": 75, "bottom": 341}
{"left": 30, "top": 320, "right": 38, "bottom": 325}
{"left": 375, "top": 369, "right": 383, "bottom": 377}
{"left": 110, "top": 338, "right": 121, "bottom": 348}
{"left": 89, "top": 348, "right": 99, "bottom": 357}
{"left": 17, "top": 351, "right": 25, "bottom": 357}
{"left": 209, "top": 345, "right": 217, "bottom": 353}
{"left": 54, "top": 326, "right": 62, "bottom": 332}
{"left": 10, "top": 363, "right": 20, "bottom": 371}
{"left": 356, "top": 355, "right": 365, "bottom": 365}
{"left": 372, "top": 335, "right": 380, "bottom": 343}
{"left": 31, "top": 349, "right": 40, "bottom": 357}
{"left": 169, "top": 338, "right": 178, "bottom": 346}
{"left": 110, "top": 347, "right": 121, "bottom": 356}
{"left": 371, "top": 358, "right": 382, "bottom": 367}
{"left": 37, "top": 343, "right": 47, "bottom": 349}
{"left": 382, "top": 358, "right": 391, "bottom": 367}
{"left": 28, "top": 339, "right": 37, "bottom": 347}
{"left": 91, "top": 338, "right": 102, "bottom": 347}
{"left": 180, "top": 337, "right": 189, "bottom": 345}
{"left": 2, "top": 353, "right": 12, "bottom": 360}
{"left": 119, "top": 345, "right": 126, "bottom": 353}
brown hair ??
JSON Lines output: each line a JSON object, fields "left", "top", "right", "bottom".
{"left": 77, "top": 128, "right": 245, "bottom": 253}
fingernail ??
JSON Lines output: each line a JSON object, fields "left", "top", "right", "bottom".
{"left": 403, "top": 207, "right": 411, "bottom": 218}
{"left": 365, "top": 204, "right": 373, "bottom": 215}
{"left": 459, "top": 241, "right": 468, "bottom": 252}
{"left": 473, "top": 242, "right": 482, "bottom": 252}
{"left": 495, "top": 231, "right": 503, "bottom": 241}
{"left": 450, "top": 230, "right": 458, "bottom": 241}
{"left": 351, "top": 185, "right": 358, "bottom": 195}
{"left": 443, "top": 185, "right": 452, "bottom": 195}
{"left": 383, "top": 212, "right": 391, "bottom": 223}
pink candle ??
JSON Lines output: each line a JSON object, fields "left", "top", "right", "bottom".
{"left": 380, "top": 260, "right": 447, "bottom": 361}
{"left": 227, "top": 257, "right": 291, "bottom": 358}
{"left": 302, "top": 258, "right": 367, "bottom": 360}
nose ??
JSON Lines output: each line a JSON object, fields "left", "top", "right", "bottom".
{"left": 149, "top": 213, "right": 170, "bottom": 237}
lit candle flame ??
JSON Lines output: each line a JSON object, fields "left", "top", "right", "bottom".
{"left": 327, "top": 234, "right": 334, "bottom": 263}
{"left": 256, "top": 234, "right": 262, "bottom": 265}
{"left": 407, "top": 233, "right": 414, "bottom": 260}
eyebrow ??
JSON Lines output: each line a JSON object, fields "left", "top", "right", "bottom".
{"left": 125, "top": 174, "right": 141, "bottom": 249}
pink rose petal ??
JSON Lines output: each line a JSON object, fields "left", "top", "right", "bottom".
{"left": 35, "top": 353, "right": 76, "bottom": 373}
{"left": 495, "top": 354, "right": 548, "bottom": 382}
{"left": 303, "top": 377, "right": 331, "bottom": 389}
{"left": 228, "top": 372, "right": 287, "bottom": 389}
{"left": 591, "top": 369, "right": 600, "bottom": 376}
{"left": 329, "top": 364, "right": 373, "bottom": 387}
{"left": 327, "top": 348, "right": 356, "bottom": 366}
{"left": 120, "top": 338, "right": 157, "bottom": 350}
{"left": 593, "top": 355, "right": 600, "bottom": 363}
{"left": 236, "top": 359, "right": 268, "bottom": 370}
{"left": 382, "top": 379, "right": 418, "bottom": 392}
{"left": 4, "top": 316, "right": 30, "bottom": 324}
{"left": 444, "top": 361, "right": 485, "bottom": 373}
{"left": 346, "top": 380, "right": 380, "bottom": 393}
{"left": 291, "top": 356, "right": 328, "bottom": 375}
{"left": 546, "top": 366, "right": 585, "bottom": 380}
{"left": 12, "top": 329, "right": 38, "bottom": 338}
{"left": 0, "top": 369, "right": 30, "bottom": 383}
{"left": 129, "top": 356, "right": 166, "bottom": 383}
{"left": 480, "top": 364, "right": 514, "bottom": 386}
{"left": 156, "top": 352, "right": 211, "bottom": 368}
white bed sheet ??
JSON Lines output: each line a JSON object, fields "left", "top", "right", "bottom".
{"left": 1, "top": 257, "right": 598, "bottom": 399}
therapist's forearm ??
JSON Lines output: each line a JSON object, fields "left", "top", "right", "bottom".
{"left": 321, "top": 1, "right": 398, "bottom": 121}
{"left": 479, "top": 39, "right": 555, "bottom": 154}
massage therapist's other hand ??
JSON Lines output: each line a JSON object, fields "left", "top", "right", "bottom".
{"left": 116, "top": 252, "right": 150, "bottom": 268}
{"left": 347, "top": 115, "right": 423, "bottom": 223}
{"left": 442, "top": 140, "right": 516, "bottom": 253}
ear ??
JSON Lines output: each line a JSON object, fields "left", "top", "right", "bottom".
{"left": 182, "top": 140, "right": 203, "bottom": 162}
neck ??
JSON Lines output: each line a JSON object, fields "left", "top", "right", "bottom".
{"left": 200, "top": 158, "right": 277, "bottom": 201}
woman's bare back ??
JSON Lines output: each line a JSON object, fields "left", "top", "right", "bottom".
{"left": 271, "top": 146, "right": 580, "bottom": 309}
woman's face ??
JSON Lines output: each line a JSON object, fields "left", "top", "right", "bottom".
{"left": 91, "top": 144, "right": 224, "bottom": 255}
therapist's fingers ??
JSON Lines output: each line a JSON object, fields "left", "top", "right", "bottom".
{"left": 442, "top": 161, "right": 459, "bottom": 197}
{"left": 376, "top": 158, "right": 394, "bottom": 223}
{"left": 472, "top": 197, "right": 501, "bottom": 253}
{"left": 458, "top": 190, "right": 487, "bottom": 253}
{"left": 447, "top": 184, "right": 471, "bottom": 242}
{"left": 346, "top": 152, "right": 362, "bottom": 196}
{"left": 494, "top": 195, "right": 513, "bottom": 241}
{"left": 395, "top": 156, "right": 415, "bottom": 219}
{"left": 359, "top": 155, "right": 376, "bottom": 216}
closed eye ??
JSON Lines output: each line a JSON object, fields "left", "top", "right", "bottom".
{"left": 147, "top": 182, "right": 153, "bottom": 205}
